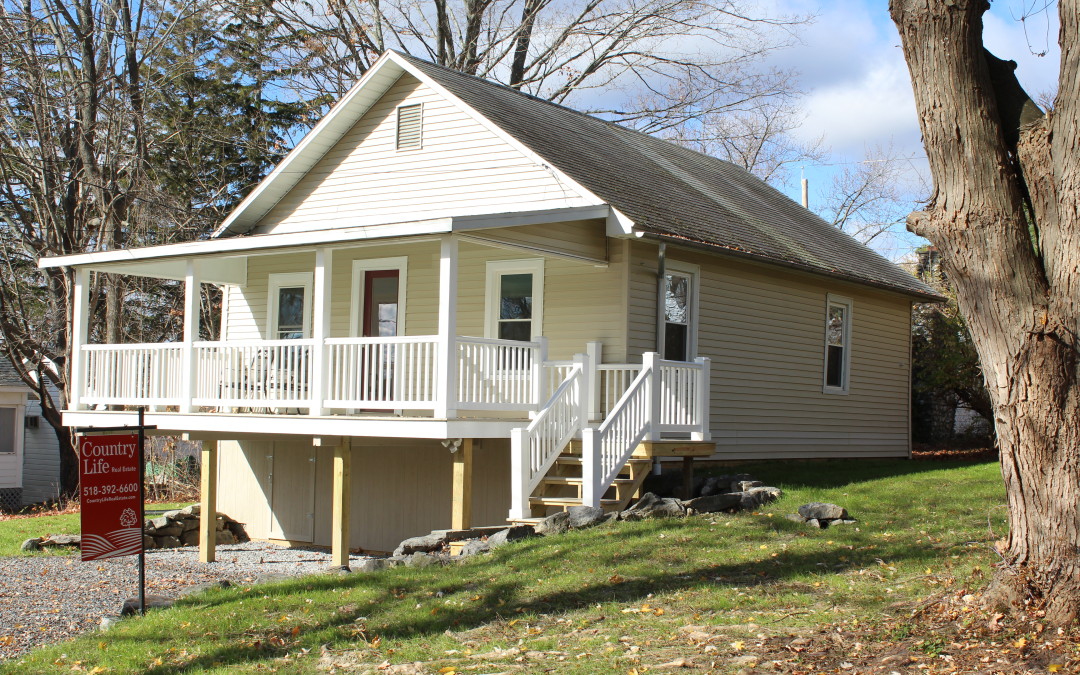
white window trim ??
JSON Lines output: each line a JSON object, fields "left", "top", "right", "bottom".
{"left": 349, "top": 256, "right": 408, "bottom": 337}
{"left": 396, "top": 102, "right": 424, "bottom": 151}
{"left": 664, "top": 260, "right": 700, "bottom": 361}
{"left": 0, "top": 402, "right": 25, "bottom": 465}
{"left": 822, "top": 293, "right": 853, "bottom": 395}
{"left": 484, "top": 258, "right": 545, "bottom": 340}
{"left": 267, "top": 272, "right": 313, "bottom": 339}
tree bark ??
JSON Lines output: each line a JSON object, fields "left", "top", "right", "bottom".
{"left": 890, "top": 0, "right": 1080, "bottom": 624}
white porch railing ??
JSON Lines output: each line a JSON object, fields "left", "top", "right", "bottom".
{"left": 193, "top": 340, "right": 314, "bottom": 407}
{"left": 456, "top": 336, "right": 545, "bottom": 411}
{"left": 509, "top": 354, "right": 589, "bottom": 520}
{"left": 580, "top": 353, "right": 711, "bottom": 508}
{"left": 83, "top": 344, "right": 184, "bottom": 406}
{"left": 324, "top": 337, "right": 438, "bottom": 409}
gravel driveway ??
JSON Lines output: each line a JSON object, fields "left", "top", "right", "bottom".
{"left": 0, "top": 543, "right": 377, "bottom": 661}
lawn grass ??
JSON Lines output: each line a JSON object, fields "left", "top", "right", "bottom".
{"left": 0, "top": 502, "right": 192, "bottom": 557}
{"left": 1, "top": 460, "right": 1005, "bottom": 674}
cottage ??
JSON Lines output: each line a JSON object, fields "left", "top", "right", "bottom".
{"left": 41, "top": 51, "right": 937, "bottom": 557}
{"left": 0, "top": 360, "right": 61, "bottom": 510}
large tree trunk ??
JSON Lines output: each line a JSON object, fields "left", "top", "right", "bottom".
{"left": 890, "top": 0, "right": 1080, "bottom": 624}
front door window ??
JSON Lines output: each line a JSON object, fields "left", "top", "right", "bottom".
{"left": 363, "top": 270, "right": 400, "bottom": 337}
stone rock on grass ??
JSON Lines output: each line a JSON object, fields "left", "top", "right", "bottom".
{"left": 733, "top": 480, "right": 765, "bottom": 492}
{"left": 215, "top": 530, "right": 235, "bottom": 545}
{"left": 459, "top": 539, "right": 491, "bottom": 557}
{"left": 355, "top": 558, "right": 391, "bottom": 573}
{"left": 798, "top": 502, "right": 848, "bottom": 521}
{"left": 120, "top": 594, "right": 174, "bottom": 616}
{"left": 535, "top": 511, "right": 570, "bottom": 536}
{"left": 623, "top": 492, "right": 685, "bottom": 519}
{"left": 682, "top": 493, "right": 741, "bottom": 514}
{"left": 393, "top": 532, "right": 446, "bottom": 557}
{"left": 738, "top": 486, "right": 783, "bottom": 510}
{"left": 41, "top": 534, "right": 81, "bottom": 548}
{"left": 20, "top": 538, "right": 41, "bottom": 552}
{"left": 567, "top": 505, "right": 606, "bottom": 529}
{"left": 488, "top": 526, "right": 535, "bottom": 548}
{"left": 404, "top": 552, "right": 441, "bottom": 568}
{"left": 180, "top": 530, "right": 200, "bottom": 546}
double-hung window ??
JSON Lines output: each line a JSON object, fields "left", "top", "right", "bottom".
{"left": 268, "top": 273, "right": 313, "bottom": 340}
{"left": 485, "top": 259, "right": 544, "bottom": 342}
{"left": 662, "top": 263, "right": 699, "bottom": 362}
{"left": 0, "top": 407, "right": 16, "bottom": 454}
{"left": 823, "top": 294, "right": 852, "bottom": 393}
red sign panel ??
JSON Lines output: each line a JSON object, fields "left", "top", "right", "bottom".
{"left": 79, "top": 434, "right": 143, "bottom": 561}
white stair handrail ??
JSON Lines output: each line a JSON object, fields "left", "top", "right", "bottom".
{"left": 508, "top": 352, "right": 590, "bottom": 520}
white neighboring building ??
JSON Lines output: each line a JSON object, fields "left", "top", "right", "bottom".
{"left": 0, "top": 359, "right": 61, "bottom": 510}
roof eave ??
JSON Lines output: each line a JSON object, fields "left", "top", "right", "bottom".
{"left": 635, "top": 231, "right": 945, "bottom": 303}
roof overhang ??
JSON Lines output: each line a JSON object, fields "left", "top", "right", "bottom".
{"left": 38, "top": 205, "right": 615, "bottom": 279}
{"left": 634, "top": 231, "right": 946, "bottom": 303}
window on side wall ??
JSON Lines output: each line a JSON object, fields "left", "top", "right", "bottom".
{"left": 0, "top": 407, "right": 16, "bottom": 453}
{"left": 662, "top": 263, "right": 699, "bottom": 362}
{"left": 823, "top": 294, "right": 852, "bottom": 394}
{"left": 485, "top": 259, "right": 544, "bottom": 342}
{"left": 268, "top": 272, "right": 313, "bottom": 340}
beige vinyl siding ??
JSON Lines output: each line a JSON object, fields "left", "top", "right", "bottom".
{"left": 253, "top": 74, "right": 595, "bottom": 235}
{"left": 629, "top": 241, "right": 912, "bottom": 458}
{"left": 221, "top": 235, "right": 629, "bottom": 361}
{"left": 219, "top": 438, "right": 511, "bottom": 554}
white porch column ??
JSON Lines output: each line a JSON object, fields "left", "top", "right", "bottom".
{"left": 644, "top": 352, "right": 662, "bottom": 440}
{"left": 180, "top": 261, "right": 200, "bottom": 413}
{"left": 580, "top": 427, "right": 601, "bottom": 508}
{"left": 574, "top": 352, "right": 590, "bottom": 425}
{"left": 68, "top": 267, "right": 90, "bottom": 410}
{"left": 586, "top": 341, "right": 602, "bottom": 421}
{"left": 310, "top": 247, "right": 332, "bottom": 416}
{"left": 692, "top": 356, "right": 712, "bottom": 441}
{"left": 435, "top": 235, "right": 459, "bottom": 419}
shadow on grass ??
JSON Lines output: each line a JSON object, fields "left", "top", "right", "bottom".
{"left": 123, "top": 520, "right": 967, "bottom": 674}
{"left": 710, "top": 457, "right": 999, "bottom": 491}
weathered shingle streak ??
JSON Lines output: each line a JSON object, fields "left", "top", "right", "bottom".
{"left": 396, "top": 52, "right": 936, "bottom": 299}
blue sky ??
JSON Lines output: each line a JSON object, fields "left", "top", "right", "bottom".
{"left": 765, "top": 0, "right": 1060, "bottom": 258}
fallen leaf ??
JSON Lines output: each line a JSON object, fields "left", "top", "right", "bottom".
{"left": 731, "top": 641, "right": 745, "bottom": 651}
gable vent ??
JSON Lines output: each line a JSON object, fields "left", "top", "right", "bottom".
{"left": 396, "top": 104, "right": 423, "bottom": 150}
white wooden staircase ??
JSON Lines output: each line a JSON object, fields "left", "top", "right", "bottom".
{"left": 508, "top": 351, "right": 713, "bottom": 524}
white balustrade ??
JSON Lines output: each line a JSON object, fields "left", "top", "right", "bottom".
{"left": 596, "top": 364, "right": 642, "bottom": 416}
{"left": 193, "top": 340, "right": 314, "bottom": 407}
{"left": 324, "top": 337, "right": 438, "bottom": 408}
{"left": 509, "top": 355, "right": 588, "bottom": 520}
{"left": 457, "top": 337, "right": 543, "bottom": 411}
{"left": 82, "top": 344, "right": 183, "bottom": 406}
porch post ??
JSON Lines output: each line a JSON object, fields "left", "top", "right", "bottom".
{"left": 198, "top": 440, "right": 218, "bottom": 563}
{"left": 180, "top": 261, "right": 200, "bottom": 413}
{"left": 692, "top": 356, "right": 712, "bottom": 441}
{"left": 310, "top": 247, "right": 332, "bottom": 416}
{"left": 331, "top": 438, "right": 351, "bottom": 568}
{"left": 574, "top": 352, "right": 590, "bottom": 425}
{"left": 586, "top": 341, "right": 602, "bottom": 421}
{"left": 451, "top": 438, "right": 473, "bottom": 530}
{"left": 644, "top": 352, "right": 662, "bottom": 440}
{"left": 580, "top": 428, "right": 600, "bottom": 508}
{"left": 69, "top": 267, "right": 90, "bottom": 410}
{"left": 436, "top": 235, "right": 458, "bottom": 419}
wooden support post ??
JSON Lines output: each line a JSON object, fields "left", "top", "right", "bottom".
{"left": 682, "top": 456, "right": 694, "bottom": 501}
{"left": 451, "top": 439, "right": 473, "bottom": 530}
{"left": 332, "top": 439, "right": 352, "bottom": 569}
{"left": 199, "top": 440, "right": 218, "bottom": 563}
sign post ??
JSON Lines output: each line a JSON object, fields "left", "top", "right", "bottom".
{"left": 77, "top": 408, "right": 155, "bottom": 614}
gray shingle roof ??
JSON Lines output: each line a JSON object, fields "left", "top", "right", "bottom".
{"left": 397, "top": 52, "right": 937, "bottom": 299}
{"left": 0, "top": 357, "right": 25, "bottom": 388}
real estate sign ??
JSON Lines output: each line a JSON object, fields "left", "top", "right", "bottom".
{"left": 79, "top": 433, "right": 143, "bottom": 561}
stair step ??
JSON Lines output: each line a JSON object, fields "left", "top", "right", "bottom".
{"left": 530, "top": 496, "right": 620, "bottom": 507}
{"left": 555, "top": 456, "right": 650, "bottom": 466}
{"left": 541, "top": 476, "right": 636, "bottom": 486}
